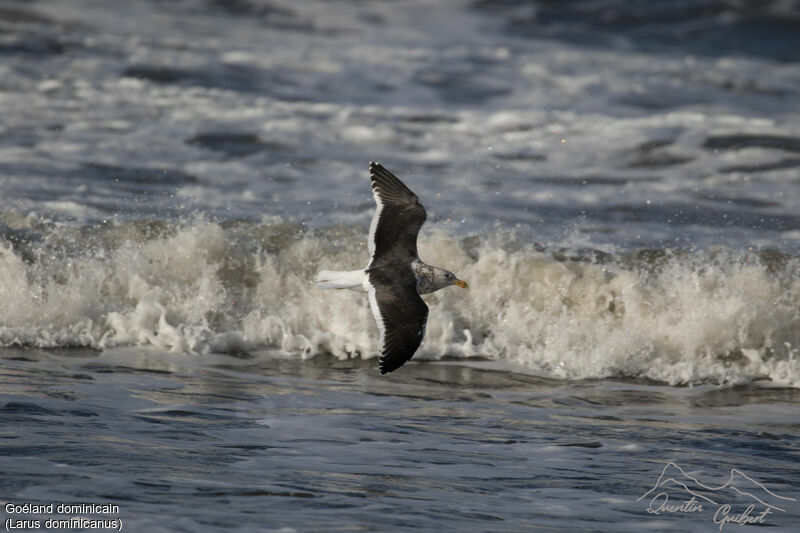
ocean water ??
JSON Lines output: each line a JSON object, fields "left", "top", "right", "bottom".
{"left": 1, "top": 0, "right": 799, "bottom": 531}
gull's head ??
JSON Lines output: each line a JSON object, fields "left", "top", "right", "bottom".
{"left": 444, "top": 270, "right": 468, "bottom": 289}
{"left": 418, "top": 265, "right": 469, "bottom": 294}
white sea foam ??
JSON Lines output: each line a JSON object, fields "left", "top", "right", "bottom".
{"left": 0, "top": 216, "right": 797, "bottom": 387}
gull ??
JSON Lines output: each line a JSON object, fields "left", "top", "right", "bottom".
{"left": 315, "top": 162, "right": 468, "bottom": 374}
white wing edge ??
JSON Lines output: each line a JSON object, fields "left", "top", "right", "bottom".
{"left": 367, "top": 281, "right": 386, "bottom": 356}
{"left": 367, "top": 189, "right": 384, "bottom": 261}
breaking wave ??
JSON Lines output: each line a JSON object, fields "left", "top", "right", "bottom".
{"left": 1, "top": 213, "right": 798, "bottom": 387}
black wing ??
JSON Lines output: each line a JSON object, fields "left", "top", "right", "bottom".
{"left": 367, "top": 265, "right": 429, "bottom": 374}
{"left": 368, "top": 162, "right": 427, "bottom": 265}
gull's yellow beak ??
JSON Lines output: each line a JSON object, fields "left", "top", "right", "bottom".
{"left": 454, "top": 279, "right": 468, "bottom": 289}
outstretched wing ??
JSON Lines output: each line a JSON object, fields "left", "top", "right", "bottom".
{"left": 367, "top": 265, "right": 429, "bottom": 374}
{"left": 367, "top": 162, "right": 427, "bottom": 264}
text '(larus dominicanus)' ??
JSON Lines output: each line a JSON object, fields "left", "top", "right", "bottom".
{"left": 315, "top": 162, "right": 468, "bottom": 374}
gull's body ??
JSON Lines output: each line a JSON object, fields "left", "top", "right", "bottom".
{"left": 315, "top": 162, "right": 468, "bottom": 374}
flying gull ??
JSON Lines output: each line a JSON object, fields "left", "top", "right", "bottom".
{"left": 315, "top": 162, "right": 468, "bottom": 374}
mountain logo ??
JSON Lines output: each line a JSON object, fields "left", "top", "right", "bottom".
{"left": 637, "top": 462, "right": 796, "bottom": 530}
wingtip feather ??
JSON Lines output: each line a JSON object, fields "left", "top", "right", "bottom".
{"left": 378, "top": 357, "right": 398, "bottom": 375}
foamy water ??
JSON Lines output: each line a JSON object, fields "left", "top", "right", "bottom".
{"left": 2, "top": 216, "right": 798, "bottom": 387}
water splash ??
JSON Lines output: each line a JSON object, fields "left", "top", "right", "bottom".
{"left": 1, "top": 214, "right": 798, "bottom": 386}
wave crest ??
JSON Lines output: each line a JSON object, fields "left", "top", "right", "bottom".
{"left": 1, "top": 216, "right": 798, "bottom": 386}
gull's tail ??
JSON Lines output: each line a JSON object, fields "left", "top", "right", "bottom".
{"left": 314, "top": 269, "right": 368, "bottom": 292}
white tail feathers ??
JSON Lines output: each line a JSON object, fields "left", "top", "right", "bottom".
{"left": 314, "top": 269, "right": 368, "bottom": 292}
